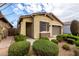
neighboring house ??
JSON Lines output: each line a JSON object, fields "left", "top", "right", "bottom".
{"left": 64, "top": 21, "right": 71, "bottom": 34}
{"left": 18, "top": 12, "right": 63, "bottom": 39}
{"left": 0, "top": 13, "right": 13, "bottom": 40}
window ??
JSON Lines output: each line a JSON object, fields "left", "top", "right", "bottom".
{"left": 40, "top": 21, "right": 49, "bottom": 32}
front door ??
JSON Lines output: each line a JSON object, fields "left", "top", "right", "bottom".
{"left": 26, "top": 23, "right": 32, "bottom": 38}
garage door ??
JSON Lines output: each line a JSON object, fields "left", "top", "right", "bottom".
{"left": 52, "top": 25, "right": 61, "bottom": 35}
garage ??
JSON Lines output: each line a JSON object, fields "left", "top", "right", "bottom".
{"left": 52, "top": 25, "right": 61, "bottom": 35}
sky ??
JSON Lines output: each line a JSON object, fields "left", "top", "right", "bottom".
{"left": 0, "top": 3, "right": 79, "bottom": 27}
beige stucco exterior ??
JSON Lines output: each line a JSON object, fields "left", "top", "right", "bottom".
{"left": 0, "top": 18, "right": 13, "bottom": 40}
{"left": 33, "top": 15, "right": 63, "bottom": 38}
{"left": 18, "top": 13, "right": 63, "bottom": 39}
{"left": 20, "top": 17, "right": 33, "bottom": 35}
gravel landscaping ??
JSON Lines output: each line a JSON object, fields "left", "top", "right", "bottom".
{"left": 0, "top": 37, "right": 76, "bottom": 56}
{"left": 58, "top": 41, "right": 75, "bottom": 56}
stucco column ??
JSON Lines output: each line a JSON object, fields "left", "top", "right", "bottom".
{"left": 33, "top": 16, "right": 39, "bottom": 39}
{"left": 61, "top": 26, "right": 63, "bottom": 34}
{"left": 20, "top": 22, "right": 26, "bottom": 36}
{"left": 50, "top": 25, "right": 52, "bottom": 37}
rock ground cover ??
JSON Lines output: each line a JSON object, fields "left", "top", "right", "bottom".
{"left": 0, "top": 37, "right": 76, "bottom": 56}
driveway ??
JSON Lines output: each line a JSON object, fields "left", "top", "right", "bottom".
{"left": 0, "top": 36, "right": 14, "bottom": 56}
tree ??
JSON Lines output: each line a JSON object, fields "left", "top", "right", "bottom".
{"left": 70, "top": 20, "right": 79, "bottom": 36}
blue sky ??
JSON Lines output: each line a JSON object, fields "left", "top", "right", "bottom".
{"left": 0, "top": 3, "right": 54, "bottom": 27}
{"left": 1, "top": 3, "right": 79, "bottom": 27}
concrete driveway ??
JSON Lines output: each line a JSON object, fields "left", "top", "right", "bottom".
{"left": 0, "top": 36, "right": 14, "bottom": 56}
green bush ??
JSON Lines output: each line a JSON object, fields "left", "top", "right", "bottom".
{"left": 66, "top": 38, "right": 75, "bottom": 44}
{"left": 39, "top": 37, "right": 49, "bottom": 40}
{"left": 67, "top": 35, "right": 79, "bottom": 41}
{"left": 62, "top": 43, "right": 70, "bottom": 50}
{"left": 67, "top": 34, "right": 79, "bottom": 40}
{"left": 70, "top": 20, "right": 79, "bottom": 36}
{"left": 75, "top": 40, "right": 79, "bottom": 46}
{"left": 74, "top": 47, "right": 79, "bottom": 56}
{"left": 61, "top": 34, "right": 79, "bottom": 41}
{"left": 15, "top": 35, "right": 27, "bottom": 42}
{"left": 58, "top": 34, "right": 79, "bottom": 42}
{"left": 62, "top": 34, "right": 70, "bottom": 37}
{"left": 8, "top": 41, "right": 30, "bottom": 56}
{"left": 51, "top": 39, "right": 58, "bottom": 44}
{"left": 32, "top": 40, "right": 59, "bottom": 56}
{"left": 56, "top": 35, "right": 63, "bottom": 42}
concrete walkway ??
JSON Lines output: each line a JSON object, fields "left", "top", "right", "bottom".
{"left": 27, "top": 38, "right": 36, "bottom": 45}
{"left": 0, "top": 36, "right": 14, "bottom": 56}
{"left": 27, "top": 37, "right": 56, "bottom": 45}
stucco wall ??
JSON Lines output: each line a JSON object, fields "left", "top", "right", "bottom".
{"left": 0, "top": 20, "right": 11, "bottom": 32}
{"left": 33, "top": 15, "right": 63, "bottom": 38}
{"left": 20, "top": 17, "right": 33, "bottom": 36}
{"left": 20, "top": 15, "right": 63, "bottom": 39}
{"left": 0, "top": 20, "right": 11, "bottom": 29}
{"left": 0, "top": 20, "right": 12, "bottom": 40}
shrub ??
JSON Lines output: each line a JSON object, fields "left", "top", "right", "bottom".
{"left": 15, "top": 35, "right": 27, "bottom": 42}
{"left": 66, "top": 38, "right": 75, "bottom": 44}
{"left": 56, "top": 35, "right": 63, "bottom": 42}
{"left": 74, "top": 47, "right": 79, "bottom": 56}
{"left": 67, "top": 35, "right": 79, "bottom": 41}
{"left": 32, "top": 40, "right": 59, "bottom": 56}
{"left": 70, "top": 20, "right": 79, "bottom": 36}
{"left": 62, "top": 43, "right": 70, "bottom": 50}
{"left": 51, "top": 39, "right": 58, "bottom": 44}
{"left": 72, "top": 36, "right": 79, "bottom": 41}
{"left": 61, "top": 34, "right": 79, "bottom": 41}
{"left": 39, "top": 37, "right": 49, "bottom": 40}
{"left": 75, "top": 40, "right": 79, "bottom": 46}
{"left": 8, "top": 41, "right": 30, "bottom": 56}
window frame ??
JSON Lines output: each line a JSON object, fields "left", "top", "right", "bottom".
{"left": 40, "top": 21, "right": 49, "bottom": 32}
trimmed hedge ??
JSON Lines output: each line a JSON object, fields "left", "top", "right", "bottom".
{"left": 15, "top": 35, "right": 27, "bottom": 42}
{"left": 66, "top": 38, "right": 75, "bottom": 44}
{"left": 39, "top": 37, "right": 49, "bottom": 40}
{"left": 67, "top": 35, "right": 79, "bottom": 41}
{"left": 62, "top": 43, "right": 70, "bottom": 50}
{"left": 56, "top": 34, "right": 79, "bottom": 43}
{"left": 32, "top": 40, "right": 59, "bottom": 56}
{"left": 8, "top": 41, "right": 30, "bottom": 56}
{"left": 56, "top": 35, "right": 63, "bottom": 42}
{"left": 75, "top": 40, "right": 79, "bottom": 46}
{"left": 63, "top": 34, "right": 79, "bottom": 41}
{"left": 51, "top": 39, "right": 58, "bottom": 44}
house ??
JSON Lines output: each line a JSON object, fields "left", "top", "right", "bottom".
{"left": 64, "top": 21, "right": 71, "bottom": 34}
{"left": 18, "top": 12, "right": 63, "bottom": 39}
{"left": 0, "top": 13, "right": 13, "bottom": 40}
